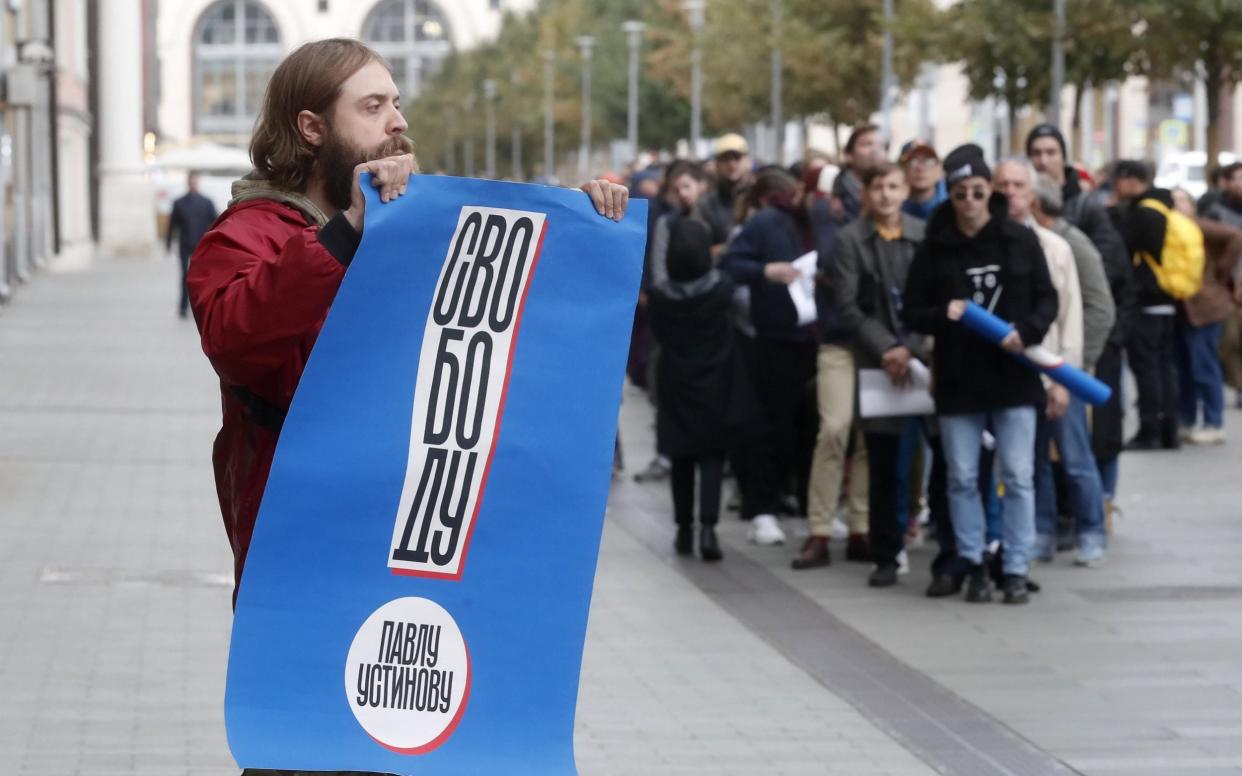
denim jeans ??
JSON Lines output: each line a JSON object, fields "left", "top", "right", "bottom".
{"left": 1097, "top": 457, "right": 1119, "bottom": 501}
{"left": 1176, "top": 320, "right": 1225, "bottom": 429}
{"left": 940, "top": 407, "right": 1037, "bottom": 575}
{"left": 1035, "top": 396, "right": 1106, "bottom": 551}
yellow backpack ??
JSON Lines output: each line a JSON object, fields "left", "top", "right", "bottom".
{"left": 1134, "top": 198, "right": 1205, "bottom": 300}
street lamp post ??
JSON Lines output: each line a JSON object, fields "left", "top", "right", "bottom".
{"left": 463, "top": 92, "right": 476, "bottom": 178}
{"left": 622, "top": 20, "right": 645, "bottom": 163}
{"left": 880, "top": 0, "right": 894, "bottom": 142}
{"left": 576, "top": 35, "right": 595, "bottom": 180}
{"left": 1050, "top": 0, "right": 1065, "bottom": 129}
{"left": 510, "top": 71, "right": 523, "bottom": 181}
{"left": 770, "top": 0, "right": 783, "bottom": 164}
{"left": 482, "top": 78, "right": 497, "bottom": 179}
{"left": 683, "top": 0, "right": 705, "bottom": 158}
{"left": 542, "top": 50, "right": 555, "bottom": 182}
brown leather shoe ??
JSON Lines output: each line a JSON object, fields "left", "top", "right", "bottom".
{"left": 791, "top": 536, "right": 830, "bottom": 569}
{"left": 845, "top": 533, "right": 871, "bottom": 563}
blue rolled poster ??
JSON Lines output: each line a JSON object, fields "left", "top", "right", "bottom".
{"left": 223, "top": 175, "right": 648, "bottom": 774}
{"left": 959, "top": 301, "right": 1113, "bottom": 406}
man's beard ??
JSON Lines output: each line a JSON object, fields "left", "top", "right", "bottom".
{"left": 318, "top": 127, "right": 417, "bottom": 211}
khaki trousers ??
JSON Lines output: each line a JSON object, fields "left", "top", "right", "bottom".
{"left": 807, "top": 344, "right": 869, "bottom": 537}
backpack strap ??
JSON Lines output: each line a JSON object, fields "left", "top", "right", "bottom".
{"left": 227, "top": 385, "right": 287, "bottom": 432}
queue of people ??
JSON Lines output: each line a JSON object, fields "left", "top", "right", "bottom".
{"left": 628, "top": 127, "right": 1242, "bottom": 604}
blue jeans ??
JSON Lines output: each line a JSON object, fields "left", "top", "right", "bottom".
{"left": 1176, "top": 320, "right": 1224, "bottom": 429}
{"left": 940, "top": 407, "right": 1037, "bottom": 575}
{"left": 1098, "top": 456, "right": 1119, "bottom": 501}
{"left": 1035, "top": 396, "right": 1106, "bottom": 551}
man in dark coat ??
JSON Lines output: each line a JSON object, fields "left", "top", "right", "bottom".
{"left": 826, "top": 161, "right": 935, "bottom": 587}
{"left": 166, "top": 171, "right": 218, "bottom": 318}
{"left": 902, "top": 146, "right": 1059, "bottom": 605}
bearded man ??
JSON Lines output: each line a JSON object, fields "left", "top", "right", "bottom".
{"left": 188, "top": 38, "right": 628, "bottom": 623}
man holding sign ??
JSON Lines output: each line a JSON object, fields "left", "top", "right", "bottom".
{"left": 187, "top": 39, "right": 630, "bottom": 776}
{"left": 901, "top": 145, "right": 1059, "bottom": 606}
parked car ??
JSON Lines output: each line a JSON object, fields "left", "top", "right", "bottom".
{"left": 1154, "top": 150, "right": 1237, "bottom": 200}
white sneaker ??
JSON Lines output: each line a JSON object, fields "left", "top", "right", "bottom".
{"left": 1189, "top": 426, "right": 1226, "bottom": 445}
{"left": 1179, "top": 425, "right": 1197, "bottom": 443}
{"left": 748, "top": 514, "right": 787, "bottom": 545}
{"left": 830, "top": 515, "right": 850, "bottom": 540}
{"left": 896, "top": 549, "right": 910, "bottom": 575}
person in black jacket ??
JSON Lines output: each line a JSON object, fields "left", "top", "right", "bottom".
{"left": 166, "top": 171, "right": 219, "bottom": 318}
{"left": 721, "top": 169, "right": 818, "bottom": 546}
{"left": 902, "top": 146, "right": 1059, "bottom": 605}
{"left": 1110, "top": 160, "right": 1182, "bottom": 450}
{"left": 650, "top": 218, "right": 763, "bottom": 561}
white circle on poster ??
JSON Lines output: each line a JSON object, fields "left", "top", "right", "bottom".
{"left": 344, "top": 596, "right": 471, "bottom": 753}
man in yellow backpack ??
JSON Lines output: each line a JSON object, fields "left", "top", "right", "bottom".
{"left": 1111, "top": 160, "right": 1205, "bottom": 450}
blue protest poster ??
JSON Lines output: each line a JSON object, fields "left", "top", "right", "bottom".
{"left": 224, "top": 175, "right": 647, "bottom": 774}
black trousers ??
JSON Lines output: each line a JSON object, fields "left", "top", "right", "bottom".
{"left": 865, "top": 431, "right": 906, "bottom": 568}
{"left": 868, "top": 425, "right": 955, "bottom": 571}
{"left": 1092, "top": 340, "right": 1125, "bottom": 462}
{"left": 671, "top": 452, "right": 725, "bottom": 526}
{"left": 179, "top": 248, "right": 192, "bottom": 316}
{"left": 1127, "top": 313, "right": 1179, "bottom": 438}
{"left": 741, "top": 337, "right": 818, "bottom": 518}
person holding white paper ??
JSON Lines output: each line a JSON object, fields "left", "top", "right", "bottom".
{"left": 721, "top": 169, "right": 819, "bottom": 547}
{"left": 827, "top": 162, "right": 932, "bottom": 587}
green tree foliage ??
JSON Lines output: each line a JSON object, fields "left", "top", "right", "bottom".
{"left": 1132, "top": 0, "right": 1242, "bottom": 163}
{"left": 947, "top": 0, "right": 1052, "bottom": 149}
{"left": 410, "top": 0, "right": 942, "bottom": 174}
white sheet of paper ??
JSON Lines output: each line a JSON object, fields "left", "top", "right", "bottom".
{"left": 788, "top": 250, "right": 818, "bottom": 326}
{"left": 858, "top": 359, "right": 935, "bottom": 418}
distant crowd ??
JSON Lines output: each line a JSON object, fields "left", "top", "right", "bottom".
{"left": 623, "top": 125, "right": 1242, "bottom": 604}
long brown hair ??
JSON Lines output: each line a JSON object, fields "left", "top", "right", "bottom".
{"left": 249, "top": 38, "right": 388, "bottom": 191}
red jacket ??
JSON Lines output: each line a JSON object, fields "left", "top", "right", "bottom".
{"left": 187, "top": 199, "right": 359, "bottom": 597}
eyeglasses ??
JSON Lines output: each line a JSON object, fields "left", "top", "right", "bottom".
{"left": 952, "top": 188, "right": 988, "bottom": 202}
{"left": 906, "top": 157, "right": 938, "bottom": 169}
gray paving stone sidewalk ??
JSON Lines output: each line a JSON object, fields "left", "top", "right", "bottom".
{"left": 617, "top": 357, "right": 1242, "bottom": 775}
{"left": 0, "top": 257, "right": 937, "bottom": 776}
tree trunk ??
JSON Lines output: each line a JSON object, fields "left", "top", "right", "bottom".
{"left": 1206, "top": 69, "right": 1223, "bottom": 167}
{"left": 1070, "top": 80, "right": 1086, "bottom": 161}
{"left": 1007, "top": 95, "right": 1020, "bottom": 157}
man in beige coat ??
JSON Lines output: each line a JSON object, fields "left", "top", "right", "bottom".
{"left": 994, "top": 159, "right": 1107, "bottom": 566}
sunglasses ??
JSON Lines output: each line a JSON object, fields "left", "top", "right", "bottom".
{"left": 952, "top": 188, "right": 988, "bottom": 202}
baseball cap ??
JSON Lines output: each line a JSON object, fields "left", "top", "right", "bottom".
{"left": 899, "top": 140, "right": 938, "bottom": 164}
{"left": 714, "top": 133, "right": 749, "bottom": 158}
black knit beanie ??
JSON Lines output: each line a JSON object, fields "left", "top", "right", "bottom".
{"left": 1026, "top": 123, "right": 1067, "bottom": 158}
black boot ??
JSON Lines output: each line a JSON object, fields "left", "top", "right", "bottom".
{"left": 674, "top": 524, "right": 693, "bottom": 556}
{"left": 868, "top": 563, "right": 899, "bottom": 588}
{"left": 1002, "top": 574, "right": 1030, "bottom": 605}
{"left": 699, "top": 525, "right": 723, "bottom": 562}
{"left": 964, "top": 564, "right": 993, "bottom": 603}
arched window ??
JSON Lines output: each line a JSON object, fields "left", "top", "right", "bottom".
{"left": 362, "top": 0, "right": 452, "bottom": 100}
{"left": 193, "top": 0, "right": 282, "bottom": 138}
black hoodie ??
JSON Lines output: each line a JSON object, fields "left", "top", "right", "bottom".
{"left": 1110, "top": 187, "right": 1176, "bottom": 309}
{"left": 901, "top": 192, "right": 1059, "bottom": 415}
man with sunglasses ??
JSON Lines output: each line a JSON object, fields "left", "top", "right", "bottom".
{"left": 901, "top": 145, "right": 1059, "bottom": 605}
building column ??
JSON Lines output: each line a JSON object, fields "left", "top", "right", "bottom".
{"left": 97, "top": 0, "right": 155, "bottom": 257}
